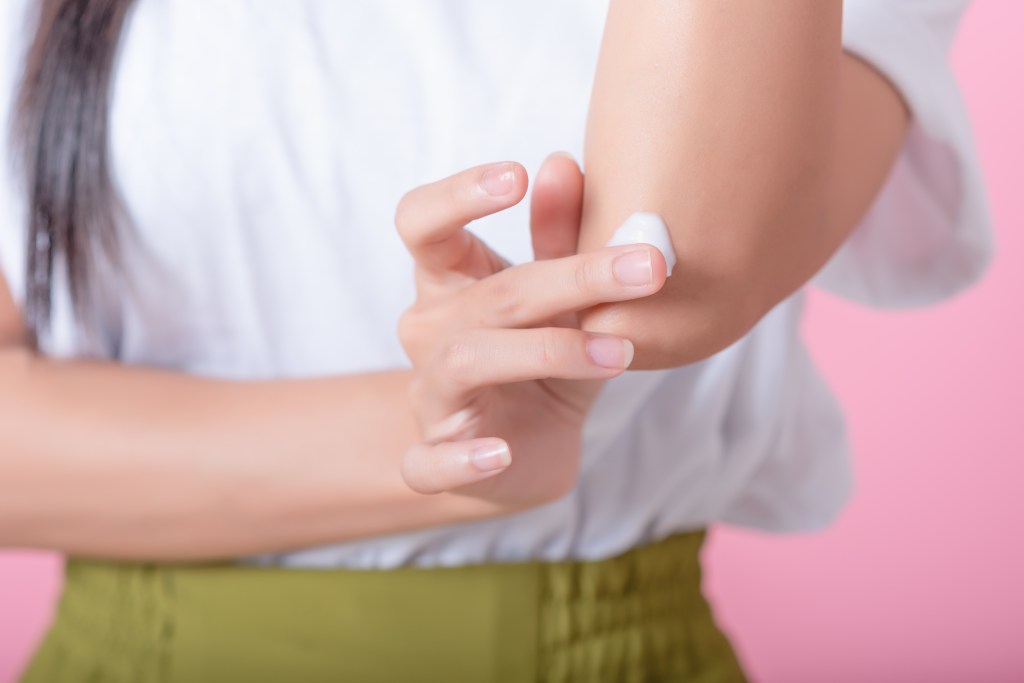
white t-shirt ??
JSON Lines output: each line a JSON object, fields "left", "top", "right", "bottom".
{"left": 0, "top": 0, "right": 992, "bottom": 568}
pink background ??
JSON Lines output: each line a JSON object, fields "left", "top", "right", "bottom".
{"left": 1, "top": 2, "right": 1021, "bottom": 681}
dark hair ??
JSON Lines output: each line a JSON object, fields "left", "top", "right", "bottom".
{"left": 14, "top": 0, "right": 135, "bottom": 338}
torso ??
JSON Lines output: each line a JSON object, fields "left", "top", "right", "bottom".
{"left": 1, "top": 0, "right": 853, "bottom": 568}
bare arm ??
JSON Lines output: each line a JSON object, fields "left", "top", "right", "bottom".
{"left": 579, "top": 0, "right": 909, "bottom": 369}
{"left": 0, "top": 158, "right": 658, "bottom": 562}
{"left": 0, "top": 271, "right": 501, "bottom": 561}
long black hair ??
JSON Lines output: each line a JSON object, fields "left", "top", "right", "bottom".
{"left": 14, "top": 0, "right": 136, "bottom": 338}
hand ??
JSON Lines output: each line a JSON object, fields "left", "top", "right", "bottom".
{"left": 395, "top": 154, "right": 668, "bottom": 506}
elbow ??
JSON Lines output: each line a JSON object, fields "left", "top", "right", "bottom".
{"left": 578, "top": 243, "right": 781, "bottom": 370}
{"left": 578, "top": 177, "right": 830, "bottom": 369}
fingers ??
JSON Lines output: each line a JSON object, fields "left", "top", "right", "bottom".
{"left": 530, "top": 152, "right": 584, "bottom": 261}
{"left": 401, "top": 438, "right": 511, "bottom": 495}
{"left": 413, "top": 327, "right": 634, "bottom": 426}
{"left": 395, "top": 162, "right": 528, "bottom": 277}
{"left": 401, "top": 243, "right": 666, "bottom": 363}
{"left": 455, "top": 243, "right": 667, "bottom": 330}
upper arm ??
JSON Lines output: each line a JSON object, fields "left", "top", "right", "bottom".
{"left": 814, "top": 0, "right": 992, "bottom": 308}
{"left": 576, "top": 1, "right": 909, "bottom": 368}
{"left": 804, "top": 49, "right": 910, "bottom": 292}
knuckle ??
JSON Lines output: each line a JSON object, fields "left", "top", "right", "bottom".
{"left": 403, "top": 304, "right": 459, "bottom": 366}
{"left": 394, "top": 191, "right": 418, "bottom": 240}
{"left": 481, "top": 274, "right": 522, "bottom": 324}
{"left": 397, "top": 308, "right": 429, "bottom": 360}
{"left": 572, "top": 256, "right": 600, "bottom": 298}
{"left": 396, "top": 310, "right": 413, "bottom": 347}
{"left": 396, "top": 309, "right": 420, "bottom": 350}
{"left": 446, "top": 176, "right": 468, "bottom": 211}
{"left": 438, "top": 332, "right": 478, "bottom": 387}
{"left": 535, "top": 328, "right": 564, "bottom": 368}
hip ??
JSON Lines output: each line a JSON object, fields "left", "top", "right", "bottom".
{"left": 22, "top": 530, "right": 746, "bottom": 683}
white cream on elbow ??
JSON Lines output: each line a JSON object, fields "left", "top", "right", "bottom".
{"left": 603, "top": 212, "right": 677, "bottom": 276}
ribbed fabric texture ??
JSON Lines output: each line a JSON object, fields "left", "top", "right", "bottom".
{"left": 537, "top": 533, "right": 744, "bottom": 682}
{"left": 22, "top": 563, "right": 175, "bottom": 682}
{"left": 21, "top": 531, "right": 747, "bottom": 682}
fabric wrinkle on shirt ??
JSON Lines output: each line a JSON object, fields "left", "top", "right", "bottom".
{"left": 0, "top": 0, "right": 993, "bottom": 569}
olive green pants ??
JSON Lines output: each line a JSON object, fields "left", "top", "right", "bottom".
{"left": 21, "top": 530, "right": 747, "bottom": 682}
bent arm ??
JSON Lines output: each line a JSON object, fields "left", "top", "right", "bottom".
{"left": 579, "top": 0, "right": 909, "bottom": 368}
{"left": 0, "top": 275, "right": 497, "bottom": 561}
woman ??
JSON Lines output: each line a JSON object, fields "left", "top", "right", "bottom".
{"left": 0, "top": 0, "right": 991, "bottom": 681}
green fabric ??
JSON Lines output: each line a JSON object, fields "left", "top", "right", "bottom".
{"left": 21, "top": 531, "right": 747, "bottom": 682}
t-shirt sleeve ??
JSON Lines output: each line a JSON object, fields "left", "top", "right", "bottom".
{"left": 813, "top": 0, "right": 994, "bottom": 308}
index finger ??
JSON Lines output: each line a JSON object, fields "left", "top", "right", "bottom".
{"left": 395, "top": 162, "right": 528, "bottom": 276}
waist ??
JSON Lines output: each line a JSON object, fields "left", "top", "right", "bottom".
{"left": 25, "top": 530, "right": 747, "bottom": 683}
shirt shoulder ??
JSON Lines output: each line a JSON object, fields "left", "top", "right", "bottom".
{"left": 818, "top": 0, "right": 993, "bottom": 308}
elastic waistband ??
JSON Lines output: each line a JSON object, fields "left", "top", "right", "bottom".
{"left": 24, "top": 530, "right": 747, "bottom": 683}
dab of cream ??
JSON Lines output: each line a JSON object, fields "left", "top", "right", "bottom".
{"left": 603, "top": 212, "right": 676, "bottom": 276}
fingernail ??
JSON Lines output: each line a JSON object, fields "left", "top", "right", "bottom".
{"left": 604, "top": 212, "right": 676, "bottom": 277}
{"left": 586, "top": 336, "right": 635, "bottom": 369}
{"left": 612, "top": 249, "right": 653, "bottom": 286}
{"left": 479, "top": 164, "right": 517, "bottom": 197}
{"left": 470, "top": 442, "right": 512, "bottom": 472}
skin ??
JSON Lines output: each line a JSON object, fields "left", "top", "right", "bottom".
{"left": 578, "top": 0, "right": 909, "bottom": 369}
{"left": 0, "top": 159, "right": 656, "bottom": 560}
{"left": 396, "top": 158, "right": 666, "bottom": 505}
{"left": 0, "top": 3, "right": 909, "bottom": 560}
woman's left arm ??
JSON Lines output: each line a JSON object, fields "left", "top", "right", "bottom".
{"left": 579, "top": 0, "right": 909, "bottom": 369}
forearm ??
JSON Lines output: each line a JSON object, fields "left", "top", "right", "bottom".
{"left": 579, "top": 0, "right": 849, "bottom": 368}
{"left": 0, "top": 350, "right": 497, "bottom": 561}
